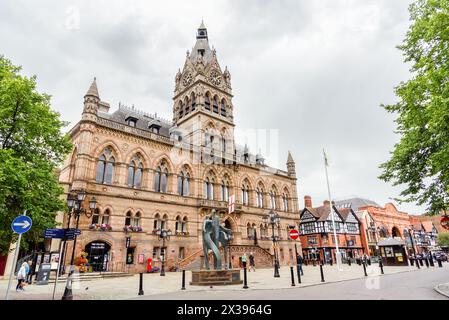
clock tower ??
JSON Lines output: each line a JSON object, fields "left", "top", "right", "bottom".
{"left": 173, "top": 21, "right": 235, "bottom": 159}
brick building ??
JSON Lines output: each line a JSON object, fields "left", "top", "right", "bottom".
{"left": 299, "top": 196, "right": 364, "bottom": 264}
{"left": 56, "top": 22, "right": 300, "bottom": 273}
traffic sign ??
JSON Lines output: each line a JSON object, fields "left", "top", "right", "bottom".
{"left": 44, "top": 229, "right": 66, "bottom": 239}
{"left": 289, "top": 229, "right": 300, "bottom": 240}
{"left": 11, "top": 215, "right": 32, "bottom": 234}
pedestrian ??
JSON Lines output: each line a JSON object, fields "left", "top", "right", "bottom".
{"left": 241, "top": 253, "right": 247, "bottom": 269}
{"left": 296, "top": 254, "right": 304, "bottom": 276}
{"left": 16, "top": 262, "right": 29, "bottom": 291}
{"left": 249, "top": 252, "right": 255, "bottom": 272}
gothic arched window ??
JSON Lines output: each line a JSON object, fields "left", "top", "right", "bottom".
{"left": 127, "top": 155, "right": 143, "bottom": 188}
{"left": 179, "top": 101, "right": 184, "bottom": 118}
{"left": 155, "top": 161, "right": 169, "bottom": 193}
{"left": 175, "top": 216, "right": 182, "bottom": 232}
{"left": 256, "top": 186, "right": 264, "bottom": 208}
{"left": 204, "top": 175, "right": 215, "bottom": 200}
{"left": 269, "top": 191, "right": 276, "bottom": 209}
{"left": 184, "top": 97, "right": 190, "bottom": 115}
{"left": 241, "top": 180, "right": 250, "bottom": 205}
{"left": 178, "top": 166, "right": 190, "bottom": 196}
{"left": 96, "top": 147, "right": 115, "bottom": 184}
{"left": 282, "top": 193, "right": 289, "bottom": 211}
{"left": 133, "top": 212, "right": 141, "bottom": 227}
{"left": 153, "top": 213, "right": 161, "bottom": 230}
{"left": 213, "top": 96, "right": 219, "bottom": 113}
{"left": 205, "top": 94, "right": 211, "bottom": 110}
{"left": 221, "top": 180, "right": 229, "bottom": 202}
{"left": 125, "top": 211, "right": 132, "bottom": 226}
{"left": 191, "top": 92, "right": 196, "bottom": 111}
{"left": 220, "top": 99, "right": 227, "bottom": 117}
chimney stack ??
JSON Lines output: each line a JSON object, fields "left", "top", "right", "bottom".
{"left": 304, "top": 195, "right": 312, "bottom": 208}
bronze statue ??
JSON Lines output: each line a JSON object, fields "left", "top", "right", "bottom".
{"left": 202, "top": 210, "right": 233, "bottom": 270}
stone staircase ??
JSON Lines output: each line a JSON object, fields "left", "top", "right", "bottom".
{"left": 178, "top": 249, "right": 204, "bottom": 270}
{"left": 47, "top": 271, "right": 133, "bottom": 283}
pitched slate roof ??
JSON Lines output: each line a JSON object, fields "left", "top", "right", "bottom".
{"left": 98, "top": 104, "right": 172, "bottom": 138}
{"left": 334, "top": 197, "right": 380, "bottom": 210}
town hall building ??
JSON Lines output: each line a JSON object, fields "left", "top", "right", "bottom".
{"left": 57, "top": 22, "right": 300, "bottom": 273}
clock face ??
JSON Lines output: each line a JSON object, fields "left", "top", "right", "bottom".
{"left": 182, "top": 72, "right": 193, "bottom": 86}
{"left": 209, "top": 69, "right": 222, "bottom": 86}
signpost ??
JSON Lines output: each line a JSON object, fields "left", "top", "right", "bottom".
{"left": 289, "top": 229, "right": 300, "bottom": 240}
{"left": 5, "top": 211, "right": 32, "bottom": 300}
{"left": 289, "top": 229, "right": 301, "bottom": 283}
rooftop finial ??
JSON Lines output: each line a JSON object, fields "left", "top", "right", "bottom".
{"left": 85, "top": 77, "right": 99, "bottom": 98}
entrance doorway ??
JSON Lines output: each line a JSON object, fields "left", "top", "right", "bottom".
{"left": 85, "top": 241, "right": 111, "bottom": 272}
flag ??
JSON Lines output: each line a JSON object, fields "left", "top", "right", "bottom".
{"left": 323, "top": 149, "right": 329, "bottom": 167}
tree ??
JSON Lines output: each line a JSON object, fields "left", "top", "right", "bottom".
{"left": 0, "top": 55, "right": 72, "bottom": 255}
{"left": 379, "top": 0, "right": 449, "bottom": 215}
{"left": 437, "top": 232, "right": 449, "bottom": 247}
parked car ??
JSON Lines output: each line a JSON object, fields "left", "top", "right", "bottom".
{"left": 434, "top": 252, "right": 448, "bottom": 262}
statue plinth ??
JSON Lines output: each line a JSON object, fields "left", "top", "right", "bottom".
{"left": 190, "top": 269, "right": 242, "bottom": 286}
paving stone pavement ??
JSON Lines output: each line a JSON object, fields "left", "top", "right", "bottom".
{"left": 1, "top": 263, "right": 445, "bottom": 300}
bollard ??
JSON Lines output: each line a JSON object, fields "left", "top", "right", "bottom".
{"left": 138, "top": 273, "right": 144, "bottom": 296}
{"left": 362, "top": 261, "right": 368, "bottom": 277}
{"left": 181, "top": 269, "right": 186, "bottom": 290}
{"left": 416, "top": 259, "right": 421, "bottom": 269}
{"left": 319, "top": 261, "right": 325, "bottom": 282}
{"left": 290, "top": 267, "right": 296, "bottom": 286}
{"left": 297, "top": 266, "right": 302, "bottom": 284}
{"left": 243, "top": 266, "right": 248, "bottom": 289}
{"left": 329, "top": 259, "right": 333, "bottom": 266}
{"left": 424, "top": 258, "right": 429, "bottom": 268}
{"left": 410, "top": 258, "right": 414, "bottom": 266}
{"left": 437, "top": 259, "right": 443, "bottom": 268}
{"left": 429, "top": 256, "right": 435, "bottom": 267}
{"left": 379, "top": 259, "right": 384, "bottom": 275}
{"left": 419, "top": 259, "right": 424, "bottom": 267}
{"left": 348, "top": 258, "right": 351, "bottom": 266}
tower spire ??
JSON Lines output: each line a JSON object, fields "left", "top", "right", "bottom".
{"left": 85, "top": 77, "right": 99, "bottom": 98}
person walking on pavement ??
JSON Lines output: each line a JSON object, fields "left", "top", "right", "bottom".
{"left": 296, "top": 254, "right": 304, "bottom": 276}
{"left": 241, "top": 253, "right": 247, "bottom": 269}
{"left": 249, "top": 252, "right": 256, "bottom": 272}
{"left": 16, "top": 262, "right": 29, "bottom": 291}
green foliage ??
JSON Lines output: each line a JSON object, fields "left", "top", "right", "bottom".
{"left": 0, "top": 55, "right": 72, "bottom": 255}
{"left": 437, "top": 232, "right": 449, "bottom": 247}
{"left": 379, "top": 0, "right": 449, "bottom": 215}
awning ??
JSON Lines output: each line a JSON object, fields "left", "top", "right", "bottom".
{"left": 377, "top": 237, "right": 405, "bottom": 247}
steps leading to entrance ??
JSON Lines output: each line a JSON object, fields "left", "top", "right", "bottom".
{"left": 47, "top": 271, "right": 132, "bottom": 282}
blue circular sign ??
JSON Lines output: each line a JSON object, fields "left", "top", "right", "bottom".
{"left": 11, "top": 215, "right": 32, "bottom": 234}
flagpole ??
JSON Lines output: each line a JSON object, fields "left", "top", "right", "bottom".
{"left": 323, "top": 149, "right": 342, "bottom": 271}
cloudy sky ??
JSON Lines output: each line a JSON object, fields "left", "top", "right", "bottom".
{"left": 1, "top": 0, "right": 423, "bottom": 214}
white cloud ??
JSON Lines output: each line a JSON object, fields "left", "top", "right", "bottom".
{"left": 0, "top": 0, "right": 423, "bottom": 214}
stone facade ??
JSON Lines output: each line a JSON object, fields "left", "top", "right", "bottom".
{"left": 57, "top": 23, "right": 300, "bottom": 273}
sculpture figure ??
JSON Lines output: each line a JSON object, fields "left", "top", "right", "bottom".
{"left": 202, "top": 209, "right": 233, "bottom": 270}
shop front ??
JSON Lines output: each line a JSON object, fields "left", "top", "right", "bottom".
{"left": 378, "top": 238, "right": 408, "bottom": 266}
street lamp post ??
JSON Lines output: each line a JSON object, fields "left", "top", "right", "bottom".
{"left": 407, "top": 228, "right": 418, "bottom": 265}
{"left": 263, "top": 210, "right": 281, "bottom": 278}
{"left": 157, "top": 229, "right": 172, "bottom": 276}
{"left": 62, "top": 190, "right": 96, "bottom": 300}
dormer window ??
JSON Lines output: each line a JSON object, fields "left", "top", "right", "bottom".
{"left": 149, "top": 124, "right": 161, "bottom": 135}
{"left": 126, "top": 117, "right": 138, "bottom": 127}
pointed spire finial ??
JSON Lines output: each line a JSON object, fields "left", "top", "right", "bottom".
{"left": 287, "top": 150, "right": 295, "bottom": 163}
{"left": 85, "top": 77, "right": 99, "bottom": 98}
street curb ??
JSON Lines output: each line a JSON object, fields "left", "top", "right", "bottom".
{"left": 129, "top": 267, "right": 427, "bottom": 299}
{"left": 434, "top": 284, "right": 449, "bottom": 298}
